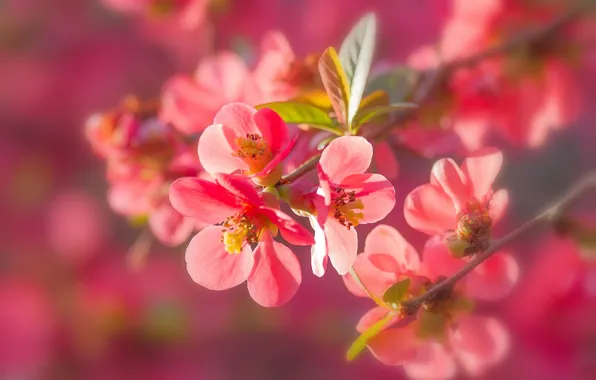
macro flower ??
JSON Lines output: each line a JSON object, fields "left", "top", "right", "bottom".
{"left": 404, "top": 147, "right": 508, "bottom": 256}
{"left": 311, "top": 136, "right": 395, "bottom": 276}
{"left": 343, "top": 225, "right": 510, "bottom": 380}
{"left": 198, "top": 103, "right": 295, "bottom": 186}
{"left": 169, "top": 173, "right": 314, "bottom": 307}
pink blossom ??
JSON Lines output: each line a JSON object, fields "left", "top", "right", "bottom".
{"left": 198, "top": 103, "right": 295, "bottom": 186}
{"left": 311, "top": 136, "right": 395, "bottom": 276}
{"left": 169, "top": 173, "right": 314, "bottom": 307}
{"left": 404, "top": 148, "right": 508, "bottom": 250}
{"left": 343, "top": 225, "right": 510, "bottom": 379}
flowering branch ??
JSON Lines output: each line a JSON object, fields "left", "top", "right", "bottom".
{"left": 401, "top": 171, "right": 596, "bottom": 310}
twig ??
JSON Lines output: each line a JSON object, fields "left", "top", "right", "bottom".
{"left": 279, "top": 152, "right": 322, "bottom": 184}
{"left": 401, "top": 171, "right": 596, "bottom": 309}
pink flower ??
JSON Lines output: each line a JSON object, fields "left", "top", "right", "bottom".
{"left": 169, "top": 173, "right": 314, "bottom": 307}
{"left": 343, "top": 225, "right": 510, "bottom": 380}
{"left": 404, "top": 147, "right": 508, "bottom": 255}
{"left": 198, "top": 103, "right": 295, "bottom": 186}
{"left": 311, "top": 136, "right": 395, "bottom": 276}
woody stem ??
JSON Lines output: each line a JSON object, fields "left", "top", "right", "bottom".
{"left": 401, "top": 171, "right": 596, "bottom": 309}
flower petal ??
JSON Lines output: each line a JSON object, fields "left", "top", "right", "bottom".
{"left": 489, "top": 189, "right": 508, "bottom": 225}
{"left": 198, "top": 123, "right": 247, "bottom": 175}
{"left": 247, "top": 232, "right": 301, "bottom": 307}
{"left": 373, "top": 141, "right": 399, "bottom": 180}
{"left": 257, "top": 207, "right": 314, "bottom": 246}
{"left": 404, "top": 184, "right": 457, "bottom": 235}
{"left": 403, "top": 342, "right": 457, "bottom": 380}
{"left": 185, "top": 226, "right": 254, "bottom": 290}
{"left": 421, "top": 235, "right": 463, "bottom": 281}
{"left": 325, "top": 218, "right": 358, "bottom": 275}
{"left": 367, "top": 326, "right": 419, "bottom": 366}
{"left": 214, "top": 173, "right": 262, "bottom": 206}
{"left": 213, "top": 103, "right": 260, "bottom": 147}
{"left": 341, "top": 173, "right": 395, "bottom": 224}
{"left": 465, "top": 251, "right": 519, "bottom": 301}
{"left": 148, "top": 201, "right": 195, "bottom": 246}
{"left": 450, "top": 315, "right": 510, "bottom": 377}
{"left": 194, "top": 52, "right": 248, "bottom": 101}
{"left": 364, "top": 225, "right": 420, "bottom": 272}
{"left": 342, "top": 252, "right": 399, "bottom": 298}
{"left": 319, "top": 136, "right": 373, "bottom": 184}
{"left": 461, "top": 147, "right": 503, "bottom": 201}
{"left": 431, "top": 158, "right": 469, "bottom": 211}
{"left": 309, "top": 216, "right": 328, "bottom": 277}
{"left": 254, "top": 108, "right": 288, "bottom": 154}
{"left": 169, "top": 177, "right": 241, "bottom": 225}
{"left": 253, "top": 134, "right": 297, "bottom": 178}
{"left": 356, "top": 307, "right": 396, "bottom": 333}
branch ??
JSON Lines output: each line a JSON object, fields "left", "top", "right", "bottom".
{"left": 279, "top": 152, "right": 322, "bottom": 184}
{"left": 401, "top": 171, "right": 596, "bottom": 309}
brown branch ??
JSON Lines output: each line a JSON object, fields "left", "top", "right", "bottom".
{"left": 401, "top": 171, "right": 596, "bottom": 309}
{"left": 279, "top": 152, "right": 322, "bottom": 184}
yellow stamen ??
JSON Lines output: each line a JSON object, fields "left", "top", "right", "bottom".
{"left": 233, "top": 133, "right": 272, "bottom": 173}
{"left": 331, "top": 188, "right": 365, "bottom": 229}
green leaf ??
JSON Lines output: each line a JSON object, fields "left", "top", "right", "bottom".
{"left": 352, "top": 103, "right": 417, "bottom": 130}
{"left": 339, "top": 13, "right": 378, "bottom": 128}
{"left": 318, "top": 47, "right": 351, "bottom": 127}
{"left": 346, "top": 312, "right": 394, "bottom": 361}
{"left": 256, "top": 101, "right": 340, "bottom": 134}
{"left": 382, "top": 278, "right": 411, "bottom": 308}
{"left": 366, "top": 66, "right": 419, "bottom": 104}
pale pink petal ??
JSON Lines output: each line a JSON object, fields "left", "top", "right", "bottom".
{"left": 185, "top": 226, "right": 254, "bottom": 290}
{"left": 149, "top": 201, "right": 195, "bottom": 246}
{"left": 169, "top": 177, "right": 241, "bottom": 225}
{"left": 341, "top": 173, "right": 395, "bottom": 224}
{"left": 213, "top": 103, "right": 260, "bottom": 147}
{"left": 260, "top": 30, "right": 295, "bottom": 59}
{"left": 254, "top": 108, "right": 288, "bottom": 153}
{"left": 195, "top": 52, "right": 248, "bottom": 101}
{"left": 451, "top": 315, "right": 510, "bottom": 377}
{"left": 317, "top": 163, "right": 332, "bottom": 206}
{"left": 342, "top": 252, "right": 399, "bottom": 298}
{"left": 198, "top": 123, "right": 247, "bottom": 175}
{"left": 253, "top": 134, "right": 297, "bottom": 177}
{"left": 319, "top": 136, "right": 373, "bottom": 184}
{"left": 431, "top": 158, "right": 469, "bottom": 211}
{"left": 247, "top": 232, "right": 301, "bottom": 307}
{"left": 373, "top": 141, "right": 399, "bottom": 180}
{"left": 325, "top": 218, "right": 358, "bottom": 275}
{"left": 403, "top": 342, "right": 457, "bottom": 380}
{"left": 489, "top": 189, "right": 508, "bottom": 225}
{"left": 309, "top": 216, "right": 328, "bottom": 277}
{"left": 257, "top": 207, "right": 314, "bottom": 246}
{"left": 364, "top": 225, "right": 420, "bottom": 272}
{"left": 461, "top": 147, "right": 503, "bottom": 201}
{"left": 465, "top": 251, "right": 519, "bottom": 301}
{"left": 214, "top": 173, "right": 262, "bottom": 206}
{"left": 404, "top": 184, "right": 457, "bottom": 235}
{"left": 356, "top": 307, "right": 396, "bottom": 333}
{"left": 421, "top": 235, "right": 463, "bottom": 281}
{"left": 107, "top": 178, "right": 159, "bottom": 216}
{"left": 367, "top": 326, "right": 419, "bottom": 366}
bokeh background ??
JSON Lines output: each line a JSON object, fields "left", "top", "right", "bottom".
{"left": 1, "top": 0, "right": 596, "bottom": 379}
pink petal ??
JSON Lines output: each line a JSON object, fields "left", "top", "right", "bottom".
{"left": 257, "top": 207, "right": 314, "bottom": 246}
{"left": 260, "top": 30, "right": 294, "bottom": 59}
{"left": 421, "top": 235, "right": 463, "bottom": 281}
{"left": 356, "top": 307, "right": 396, "bottom": 333}
{"left": 342, "top": 252, "right": 399, "bottom": 298}
{"left": 185, "top": 226, "right": 254, "bottom": 290}
{"left": 247, "top": 232, "right": 301, "bottom": 307}
{"left": 148, "top": 201, "right": 195, "bottom": 246}
{"left": 214, "top": 173, "right": 262, "bottom": 206}
{"left": 198, "top": 123, "right": 248, "bottom": 175}
{"left": 195, "top": 52, "right": 248, "bottom": 101}
{"left": 450, "top": 315, "right": 510, "bottom": 377}
{"left": 254, "top": 108, "right": 288, "bottom": 154}
{"left": 107, "top": 178, "right": 159, "bottom": 216}
{"left": 213, "top": 103, "right": 260, "bottom": 147}
{"left": 309, "top": 216, "right": 328, "bottom": 277}
{"left": 489, "top": 189, "right": 508, "bottom": 225}
{"left": 319, "top": 136, "right": 373, "bottom": 184}
{"left": 404, "top": 184, "right": 457, "bottom": 235}
{"left": 373, "top": 141, "right": 399, "bottom": 180}
{"left": 253, "top": 134, "right": 297, "bottom": 178}
{"left": 169, "top": 177, "right": 241, "bottom": 225}
{"left": 461, "top": 147, "right": 503, "bottom": 201}
{"left": 367, "top": 326, "right": 419, "bottom": 366}
{"left": 465, "top": 251, "right": 519, "bottom": 301}
{"left": 317, "top": 163, "right": 332, "bottom": 206}
{"left": 364, "top": 225, "right": 420, "bottom": 272}
{"left": 431, "top": 158, "right": 469, "bottom": 211}
{"left": 325, "top": 218, "right": 358, "bottom": 275}
{"left": 403, "top": 342, "right": 457, "bottom": 380}
{"left": 341, "top": 173, "right": 395, "bottom": 224}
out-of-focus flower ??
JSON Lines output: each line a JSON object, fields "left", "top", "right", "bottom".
{"left": 404, "top": 147, "right": 508, "bottom": 256}
{"left": 198, "top": 103, "right": 295, "bottom": 186}
{"left": 169, "top": 173, "right": 314, "bottom": 307}
{"left": 311, "top": 136, "right": 395, "bottom": 276}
